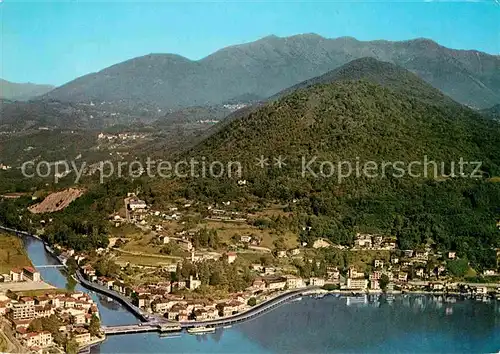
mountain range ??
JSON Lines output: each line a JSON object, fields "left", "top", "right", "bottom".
{"left": 0, "top": 79, "right": 54, "bottom": 101}
{"left": 45, "top": 34, "right": 500, "bottom": 109}
{"left": 193, "top": 57, "right": 500, "bottom": 173}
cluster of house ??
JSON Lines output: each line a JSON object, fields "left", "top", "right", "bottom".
{"left": 222, "top": 103, "right": 248, "bottom": 111}
{"left": 341, "top": 247, "right": 494, "bottom": 291}
{"left": 275, "top": 248, "right": 301, "bottom": 258}
{"left": 206, "top": 207, "right": 247, "bottom": 223}
{"left": 237, "top": 234, "right": 262, "bottom": 247}
{"left": 122, "top": 197, "right": 192, "bottom": 227}
{"left": 353, "top": 233, "right": 397, "bottom": 250}
{"left": 0, "top": 267, "right": 41, "bottom": 283}
{"left": 251, "top": 274, "right": 325, "bottom": 291}
{"left": 135, "top": 274, "right": 325, "bottom": 320}
{"left": 0, "top": 291, "right": 100, "bottom": 353}
{"left": 81, "top": 260, "right": 327, "bottom": 322}
{"left": 97, "top": 132, "right": 148, "bottom": 142}
{"left": 151, "top": 294, "right": 249, "bottom": 321}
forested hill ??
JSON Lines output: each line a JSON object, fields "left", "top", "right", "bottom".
{"left": 185, "top": 59, "right": 500, "bottom": 270}
{"left": 195, "top": 60, "right": 500, "bottom": 172}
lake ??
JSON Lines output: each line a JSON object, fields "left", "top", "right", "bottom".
{"left": 23, "top": 236, "right": 500, "bottom": 354}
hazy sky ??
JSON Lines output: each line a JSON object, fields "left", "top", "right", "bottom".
{"left": 1, "top": 0, "right": 499, "bottom": 86}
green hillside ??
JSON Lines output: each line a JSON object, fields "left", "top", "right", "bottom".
{"left": 185, "top": 59, "right": 500, "bottom": 269}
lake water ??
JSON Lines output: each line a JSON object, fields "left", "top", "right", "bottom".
{"left": 24, "top": 236, "right": 500, "bottom": 354}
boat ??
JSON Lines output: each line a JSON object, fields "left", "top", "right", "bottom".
{"left": 187, "top": 327, "right": 216, "bottom": 334}
{"left": 223, "top": 325, "right": 232, "bottom": 329}
{"left": 159, "top": 333, "right": 181, "bottom": 338}
{"left": 292, "top": 297, "right": 303, "bottom": 302}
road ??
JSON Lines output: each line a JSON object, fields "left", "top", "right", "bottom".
{"left": 180, "top": 287, "right": 319, "bottom": 328}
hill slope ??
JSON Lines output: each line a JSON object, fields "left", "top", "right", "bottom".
{"left": 185, "top": 59, "right": 500, "bottom": 269}
{"left": 45, "top": 34, "right": 500, "bottom": 109}
{"left": 481, "top": 104, "right": 500, "bottom": 122}
{"left": 272, "top": 57, "right": 457, "bottom": 106}
{"left": 0, "top": 79, "right": 54, "bottom": 101}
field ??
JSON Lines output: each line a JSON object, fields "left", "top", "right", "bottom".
{"left": 28, "top": 187, "right": 84, "bottom": 214}
{"left": 114, "top": 250, "right": 180, "bottom": 267}
{"left": 196, "top": 219, "right": 299, "bottom": 250}
{"left": 344, "top": 250, "right": 392, "bottom": 272}
{"left": 0, "top": 234, "right": 33, "bottom": 273}
{"left": 119, "top": 232, "right": 175, "bottom": 255}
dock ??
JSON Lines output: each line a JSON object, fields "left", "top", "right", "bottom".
{"left": 102, "top": 323, "right": 182, "bottom": 335}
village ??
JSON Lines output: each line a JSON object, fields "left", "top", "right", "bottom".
{"left": 4, "top": 188, "right": 499, "bottom": 352}
{"left": 49, "top": 194, "right": 500, "bottom": 325}
{"left": 0, "top": 265, "right": 103, "bottom": 354}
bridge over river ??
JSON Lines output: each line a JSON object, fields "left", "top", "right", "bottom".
{"left": 99, "top": 287, "right": 320, "bottom": 335}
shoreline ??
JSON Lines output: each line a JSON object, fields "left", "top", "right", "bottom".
{"left": 5, "top": 225, "right": 500, "bottom": 350}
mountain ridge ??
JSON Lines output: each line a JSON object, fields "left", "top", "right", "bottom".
{"left": 0, "top": 79, "right": 55, "bottom": 101}
{"left": 44, "top": 34, "right": 500, "bottom": 109}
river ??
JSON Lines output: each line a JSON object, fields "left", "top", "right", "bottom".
{"left": 23, "top": 236, "right": 500, "bottom": 353}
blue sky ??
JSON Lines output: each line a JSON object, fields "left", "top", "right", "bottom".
{"left": 1, "top": 1, "right": 499, "bottom": 86}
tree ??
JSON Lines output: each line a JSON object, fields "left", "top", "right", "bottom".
{"left": 259, "top": 255, "right": 272, "bottom": 266}
{"left": 65, "top": 338, "right": 79, "bottom": 354}
{"left": 247, "top": 297, "right": 257, "bottom": 307}
{"left": 447, "top": 259, "right": 469, "bottom": 278}
{"left": 65, "top": 275, "right": 77, "bottom": 292}
{"left": 273, "top": 237, "right": 286, "bottom": 250}
{"left": 28, "top": 318, "right": 43, "bottom": 332}
{"left": 380, "top": 274, "right": 390, "bottom": 291}
{"left": 66, "top": 257, "right": 78, "bottom": 275}
{"left": 89, "top": 314, "right": 101, "bottom": 337}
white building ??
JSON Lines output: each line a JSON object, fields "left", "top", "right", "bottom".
{"left": 129, "top": 199, "right": 147, "bottom": 211}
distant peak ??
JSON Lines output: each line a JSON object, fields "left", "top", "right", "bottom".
{"left": 259, "top": 33, "right": 326, "bottom": 42}
{"left": 260, "top": 34, "right": 280, "bottom": 41}
{"left": 293, "top": 33, "right": 324, "bottom": 39}
{"left": 406, "top": 38, "right": 440, "bottom": 47}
